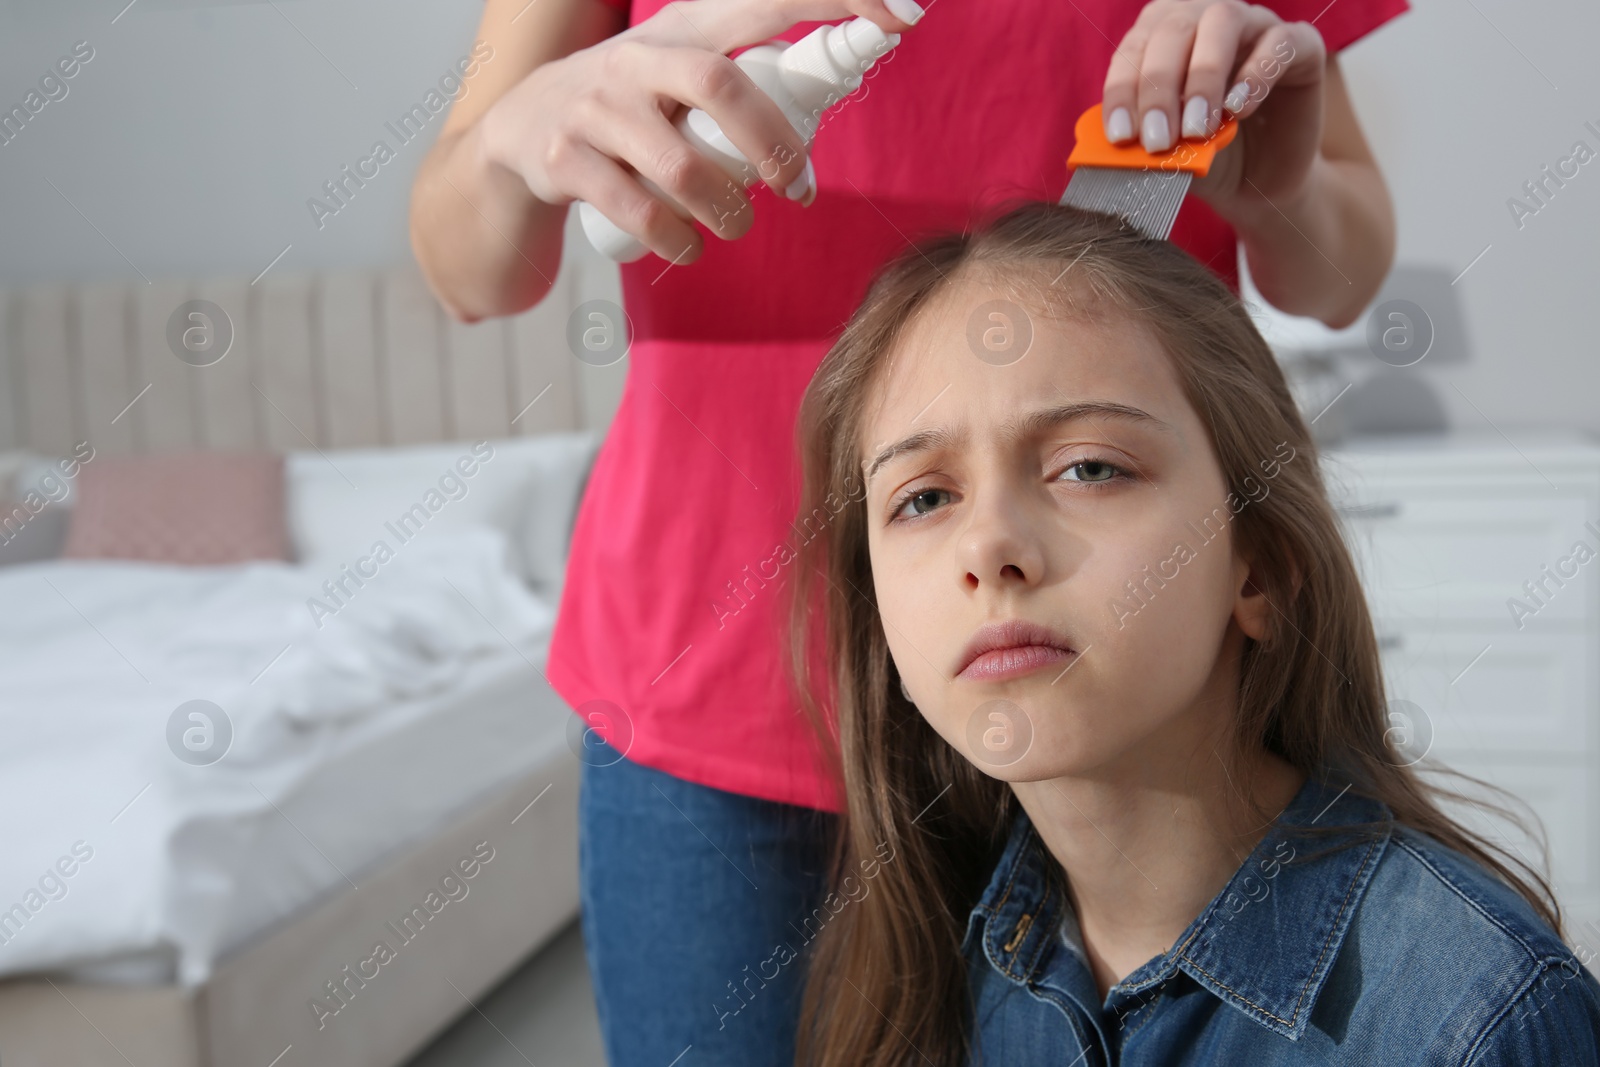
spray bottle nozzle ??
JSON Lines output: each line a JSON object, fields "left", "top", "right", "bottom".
{"left": 779, "top": 16, "right": 902, "bottom": 115}
{"left": 844, "top": 17, "right": 900, "bottom": 57}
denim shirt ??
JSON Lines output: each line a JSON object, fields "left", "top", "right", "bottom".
{"left": 961, "top": 775, "right": 1600, "bottom": 1065}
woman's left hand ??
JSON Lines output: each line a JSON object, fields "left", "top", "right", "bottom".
{"left": 1100, "top": 0, "right": 1330, "bottom": 220}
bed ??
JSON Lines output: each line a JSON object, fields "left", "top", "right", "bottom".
{"left": 0, "top": 257, "right": 625, "bottom": 1067}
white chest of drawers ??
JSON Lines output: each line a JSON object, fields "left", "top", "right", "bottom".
{"left": 1322, "top": 430, "right": 1600, "bottom": 960}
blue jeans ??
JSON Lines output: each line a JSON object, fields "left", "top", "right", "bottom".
{"left": 577, "top": 744, "right": 838, "bottom": 1067}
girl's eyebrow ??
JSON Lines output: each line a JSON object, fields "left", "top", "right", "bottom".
{"left": 862, "top": 400, "right": 1171, "bottom": 486}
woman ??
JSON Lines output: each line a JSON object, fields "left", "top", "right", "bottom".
{"left": 409, "top": 1, "right": 1407, "bottom": 1063}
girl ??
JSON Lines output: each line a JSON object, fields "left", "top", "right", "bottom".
{"left": 787, "top": 201, "right": 1600, "bottom": 1065}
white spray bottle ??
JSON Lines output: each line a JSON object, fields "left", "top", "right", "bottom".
{"left": 577, "top": 16, "right": 901, "bottom": 263}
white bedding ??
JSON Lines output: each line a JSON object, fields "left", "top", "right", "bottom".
{"left": 0, "top": 528, "right": 570, "bottom": 986}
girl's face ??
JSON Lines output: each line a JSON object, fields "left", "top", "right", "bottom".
{"left": 859, "top": 276, "right": 1272, "bottom": 784}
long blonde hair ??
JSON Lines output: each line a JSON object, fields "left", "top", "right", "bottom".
{"left": 785, "top": 199, "right": 1561, "bottom": 1067}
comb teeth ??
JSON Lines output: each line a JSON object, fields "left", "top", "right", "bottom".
{"left": 1059, "top": 166, "right": 1192, "bottom": 241}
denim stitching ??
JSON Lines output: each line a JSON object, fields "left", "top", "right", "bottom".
{"left": 1178, "top": 836, "right": 1379, "bottom": 1028}
{"left": 992, "top": 827, "right": 1030, "bottom": 914}
{"left": 1002, "top": 912, "right": 1034, "bottom": 955}
{"left": 1456, "top": 961, "right": 1558, "bottom": 1067}
{"left": 1393, "top": 835, "right": 1572, "bottom": 1067}
{"left": 1027, "top": 984, "right": 1099, "bottom": 1061}
{"left": 1016, "top": 874, "right": 1066, "bottom": 980}
{"left": 999, "top": 926, "right": 1035, "bottom": 983}
{"left": 1114, "top": 926, "right": 1197, "bottom": 996}
{"left": 987, "top": 828, "right": 1037, "bottom": 981}
{"left": 973, "top": 816, "right": 1035, "bottom": 926}
{"left": 1392, "top": 837, "right": 1544, "bottom": 965}
{"left": 1120, "top": 986, "right": 1167, "bottom": 1044}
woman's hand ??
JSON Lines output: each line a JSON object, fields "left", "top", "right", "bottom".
{"left": 479, "top": 0, "right": 925, "bottom": 263}
{"left": 1098, "top": 0, "right": 1395, "bottom": 329}
{"left": 1100, "top": 1, "right": 1328, "bottom": 220}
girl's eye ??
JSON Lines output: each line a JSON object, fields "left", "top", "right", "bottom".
{"left": 890, "top": 486, "right": 951, "bottom": 521}
{"left": 1058, "top": 458, "right": 1126, "bottom": 486}
{"left": 889, "top": 457, "right": 1128, "bottom": 522}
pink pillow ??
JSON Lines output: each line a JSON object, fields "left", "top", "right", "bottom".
{"left": 62, "top": 452, "right": 289, "bottom": 564}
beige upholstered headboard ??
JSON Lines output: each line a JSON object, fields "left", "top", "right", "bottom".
{"left": 0, "top": 258, "right": 623, "bottom": 458}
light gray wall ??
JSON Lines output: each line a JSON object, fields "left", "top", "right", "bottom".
{"left": 0, "top": 0, "right": 1595, "bottom": 431}
{"left": 1323, "top": 0, "right": 1600, "bottom": 435}
{"left": 0, "top": 0, "right": 500, "bottom": 282}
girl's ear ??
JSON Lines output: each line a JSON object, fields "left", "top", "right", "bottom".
{"left": 1232, "top": 550, "right": 1303, "bottom": 642}
{"left": 1232, "top": 554, "right": 1273, "bottom": 642}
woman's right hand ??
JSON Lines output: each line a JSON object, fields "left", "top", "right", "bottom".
{"left": 478, "top": 0, "right": 925, "bottom": 264}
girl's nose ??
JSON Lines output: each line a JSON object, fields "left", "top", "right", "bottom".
{"left": 957, "top": 492, "right": 1046, "bottom": 592}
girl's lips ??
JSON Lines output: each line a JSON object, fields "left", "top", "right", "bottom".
{"left": 957, "top": 645, "right": 1075, "bottom": 681}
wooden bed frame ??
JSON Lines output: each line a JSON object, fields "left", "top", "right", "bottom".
{"left": 0, "top": 246, "right": 624, "bottom": 1067}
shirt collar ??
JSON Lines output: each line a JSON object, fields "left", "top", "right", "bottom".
{"left": 963, "top": 775, "right": 1393, "bottom": 1042}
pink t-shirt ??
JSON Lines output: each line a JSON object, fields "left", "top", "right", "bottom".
{"left": 549, "top": 0, "right": 1410, "bottom": 812}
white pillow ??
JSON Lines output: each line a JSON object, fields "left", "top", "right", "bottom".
{"left": 286, "top": 433, "right": 598, "bottom": 594}
{"left": 506, "top": 433, "right": 602, "bottom": 595}
{"left": 0, "top": 451, "right": 41, "bottom": 499}
{"left": 3, "top": 451, "right": 82, "bottom": 565}
{"left": 13, "top": 451, "right": 87, "bottom": 508}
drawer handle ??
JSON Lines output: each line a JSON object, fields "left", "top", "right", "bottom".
{"left": 1340, "top": 501, "right": 1402, "bottom": 520}
{"left": 1377, "top": 633, "right": 1403, "bottom": 652}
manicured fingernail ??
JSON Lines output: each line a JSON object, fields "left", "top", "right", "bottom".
{"left": 786, "top": 157, "right": 816, "bottom": 205}
{"left": 1224, "top": 81, "right": 1250, "bottom": 113}
{"left": 884, "top": 0, "right": 925, "bottom": 25}
{"left": 1105, "top": 106, "right": 1133, "bottom": 143}
{"left": 1141, "top": 108, "right": 1172, "bottom": 152}
{"left": 1182, "top": 95, "right": 1211, "bottom": 139}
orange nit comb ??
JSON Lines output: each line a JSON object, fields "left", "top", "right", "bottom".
{"left": 1067, "top": 102, "right": 1238, "bottom": 176}
{"left": 1060, "top": 103, "right": 1239, "bottom": 240}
